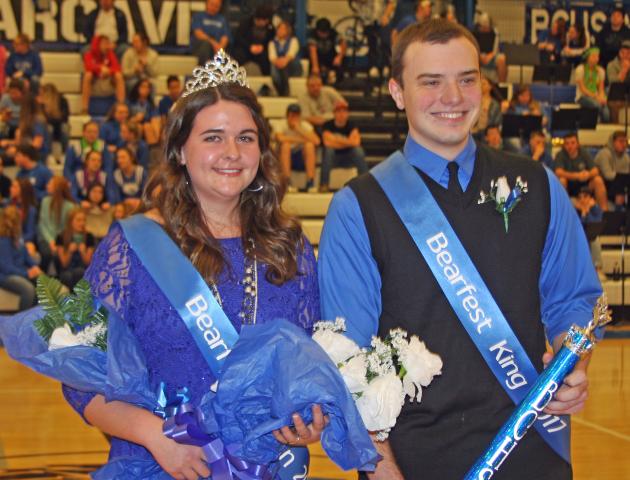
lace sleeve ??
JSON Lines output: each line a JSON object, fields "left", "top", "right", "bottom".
{"left": 296, "top": 236, "right": 320, "bottom": 333}
{"left": 62, "top": 223, "right": 133, "bottom": 420}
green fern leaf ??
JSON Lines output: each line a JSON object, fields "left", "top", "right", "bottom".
{"left": 34, "top": 275, "right": 69, "bottom": 341}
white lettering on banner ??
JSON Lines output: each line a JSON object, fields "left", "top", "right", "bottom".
{"left": 0, "top": 0, "right": 205, "bottom": 47}
{"left": 538, "top": 413, "right": 568, "bottom": 433}
{"left": 279, "top": 449, "right": 295, "bottom": 468}
{"left": 185, "top": 294, "right": 231, "bottom": 361}
{"left": 477, "top": 380, "right": 560, "bottom": 479}
{"left": 292, "top": 466, "right": 308, "bottom": 479}
{"left": 426, "top": 232, "right": 492, "bottom": 334}
{"left": 489, "top": 340, "right": 528, "bottom": 390}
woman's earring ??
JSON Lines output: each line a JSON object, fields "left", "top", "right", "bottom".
{"left": 247, "top": 182, "right": 263, "bottom": 192}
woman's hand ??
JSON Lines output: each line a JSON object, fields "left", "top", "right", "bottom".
{"left": 272, "top": 404, "right": 329, "bottom": 447}
{"left": 146, "top": 434, "right": 211, "bottom": 480}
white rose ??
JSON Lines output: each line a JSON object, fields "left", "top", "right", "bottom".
{"left": 495, "top": 176, "right": 511, "bottom": 203}
{"left": 400, "top": 336, "right": 443, "bottom": 388}
{"left": 339, "top": 354, "right": 369, "bottom": 394}
{"left": 49, "top": 324, "right": 82, "bottom": 350}
{"left": 355, "top": 372, "right": 405, "bottom": 432}
{"left": 313, "top": 329, "right": 361, "bottom": 365}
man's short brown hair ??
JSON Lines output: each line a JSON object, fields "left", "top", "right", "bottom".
{"left": 391, "top": 19, "right": 480, "bottom": 87}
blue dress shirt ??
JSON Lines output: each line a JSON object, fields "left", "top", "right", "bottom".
{"left": 318, "top": 135, "right": 602, "bottom": 347}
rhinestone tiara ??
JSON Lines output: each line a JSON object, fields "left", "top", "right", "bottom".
{"left": 182, "top": 49, "right": 249, "bottom": 97}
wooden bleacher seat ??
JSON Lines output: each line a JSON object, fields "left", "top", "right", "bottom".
{"left": 578, "top": 124, "right": 624, "bottom": 146}
{"left": 40, "top": 72, "right": 81, "bottom": 94}
{"left": 301, "top": 219, "right": 324, "bottom": 246}
{"left": 289, "top": 77, "right": 307, "bottom": 97}
{"left": 155, "top": 55, "right": 197, "bottom": 76}
{"left": 282, "top": 192, "right": 333, "bottom": 217}
{"left": 40, "top": 51, "right": 83, "bottom": 74}
{"left": 258, "top": 97, "right": 298, "bottom": 119}
{"left": 0, "top": 288, "right": 19, "bottom": 312}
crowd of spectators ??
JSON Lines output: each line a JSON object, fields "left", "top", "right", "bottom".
{"left": 1, "top": 0, "right": 630, "bottom": 307}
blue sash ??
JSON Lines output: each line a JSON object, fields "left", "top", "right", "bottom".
{"left": 119, "top": 215, "right": 309, "bottom": 479}
{"left": 371, "top": 152, "right": 571, "bottom": 463}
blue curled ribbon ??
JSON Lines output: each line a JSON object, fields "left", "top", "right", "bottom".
{"left": 155, "top": 384, "right": 272, "bottom": 480}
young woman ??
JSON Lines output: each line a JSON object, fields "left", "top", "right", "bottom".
{"left": 38, "top": 83, "right": 70, "bottom": 151}
{"left": 61, "top": 50, "right": 322, "bottom": 478}
{"left": 0, "top": 205, "right": 42, "bottom": 310}
{"left": 71, "top": 149, "right": 109, "bottom": 206}
{"left": 109, "top": 146, "right": 146, "bottom": 208}
{"left": 127, "top": 78, "right": 160, "bottom": 145}
{"left": 37, "top": 176, "right": 76, "bottom": 273}
{"left": 54, "top": 207, "right": 95, "bottom": 289}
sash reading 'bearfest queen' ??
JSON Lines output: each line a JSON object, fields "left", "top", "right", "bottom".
{"left": 119, "top": 215, "right": 310, "bottom": 479}
{"left": 371, "top": 152, "right": 571, "bottom": 463}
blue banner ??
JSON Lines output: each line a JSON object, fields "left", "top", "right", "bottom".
{"left": 371, "top": 152, "right": 571, "bottom": 463}
{"left": 0, "top": 0, "right": 208, "bottom": 53}
{"left": 526, "top": 1, "right": 630, "bottom": 44}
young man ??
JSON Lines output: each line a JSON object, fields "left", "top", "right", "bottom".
{"left": 158, "top": 75, "right": 182, "bottom": 120}
{"left": 554, "top": 132, "right": 608, "bottom": 211}
{"left": 276, "top": 103, "right": 320, "bottom": 192}
{"left": 320, "top": 99, "right": 368, "bottom": 192}
{"left": 318, "top": 19, "right": 601, "bottom": 479}
{"left": 190, "top": 0, "right": 230, "bottom": 66}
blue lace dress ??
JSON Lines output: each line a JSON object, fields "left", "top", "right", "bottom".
{"left": 62, "top": 221, "right": 320, "bottom": 463}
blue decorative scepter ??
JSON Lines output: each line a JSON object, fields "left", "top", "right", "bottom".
{"left": 464, "top": 297, "right": 611, "bottom": 480}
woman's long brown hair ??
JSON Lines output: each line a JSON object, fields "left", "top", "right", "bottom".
{"left": 141, "top": 83, "right": 303, "bottom": 285}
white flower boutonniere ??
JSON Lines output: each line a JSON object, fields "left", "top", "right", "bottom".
{"left": 478, "top": 176, "right": 528, "bottom": 232}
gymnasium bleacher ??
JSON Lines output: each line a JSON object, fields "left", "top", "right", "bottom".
{"left": 1, "top": 0, "right": 629, "bottom": 317}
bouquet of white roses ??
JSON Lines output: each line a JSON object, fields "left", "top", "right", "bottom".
{"left": 313, "top": 318, "right": 443, "bottom": 440}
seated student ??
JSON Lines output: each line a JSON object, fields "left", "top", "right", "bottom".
{"left": 37, "top": 83, "right": 70, "bottom": 151}
{"left": 109, "top": 146, "right": 146, "bottom": 209}
{"left": 554, "top": 132, "right": 608, "bottom": 211}
{"left": 127, "top": 78, "right": 160, "bottom": 146}
{"left": 297, "top": 74, "right": 345, "bottom": 129}
{"left": 575, "top": 187, "right": 605, "bottom": 281}
{"left": 0, "top": 156, "right": 10, "bottom": 199}
{"left": 391, "top": 0, "right": 432, "bottom": 46}
{"left": 232, "top": 5, "right": 275, "bottom": 75}
{"left": 157, "top": 75, "right": 182, "bottom": 121}
{"left": 522, "top": 130, "right": 553, "bottom": 169}
{"left": 119, "top": 120, "right": 149, "bottom": 169}
{"left": 537, "top": 17, "right": 566, "bottom": 64}
{"left": 320, "top": 99, "right": 368, "bottom": 192}
{"left": 503, "top": 84, "right": 543, "bottom": 152}
{"left": 83, "top": 0, "right": 129, "bottom": 55}
{"left": 472, "top": 12, "right": 507, "bottom": 83}
{"left": 0, "top": 205, "right": 42, "bottom": 310}
{"left": 308, "top": 17, "right": 347, "bottom": 85}
{"left": 471, "top": 75, "right": 502, "bottom": 140}
{"left": 484, "top": 125, "right": 504, "bottom": 150}
{"left": 82, "top": 35, "right": 125, "bottom": 113}
{"left": 190, "top": 0, "right": 231, "bottom": 65}
{"left": 575, "top": 48, "right": 610, "bottom": 123}
{"left": 268, "top": 20, "right": 303, "bottom": 96}
{"left": 0, "top": 78, "right": 25, "bottom": 139}
{"left": 54, "top": 207, "right": 95, "bottom": 289}
{"left": 71, "top": 149, "right": 109, "bottom": 206}
{"left": 5, "top": 33, "right": 43, "bottom": 93}
{"left": 121, "top": 32, "right": 158, "bottom": 91}
{"left": 37, "top": 175, "right": 75, "bottom": 273}
{"left": 562, "top": 23, "right": 590, "bottom": 67}
{"left": 276, "top": 103, "right": 320, "bottom": 192}
{"left": 606, "top": 40, "right": 630, "bottom": 123}
{"left": 64, "top": 121, "right": 109, "bottom": 179}
{"left": 13, "top": 93, "right": 52, "bottom": 162}
{"left": 14, "top": 144, "right": 52, "bottom": 202}
{"left": 100, "top": 102, "right": 129, "bottom": 153}
{"left": 6, "top": 178, "right": 38, "bottom": 255}
{"left": 594, "top": 131, "right": 630, "bottom": 208}
{"left": 82, "top": 183, "right": 112, "bottom": 241}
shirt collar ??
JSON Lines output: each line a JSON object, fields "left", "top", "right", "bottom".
{"left": 402, "top": 135, "right": 477, "bottom": 190}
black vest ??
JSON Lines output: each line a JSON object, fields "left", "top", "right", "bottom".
{"left": 351, "top": 145, "right": 571, "bottom": 479}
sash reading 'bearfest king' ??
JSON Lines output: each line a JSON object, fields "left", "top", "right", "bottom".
{"left": 371, "top": 152, "right": 571, "bottom": 463}
{"left": 119, "top": 215, "right": 310, "bottom": 479}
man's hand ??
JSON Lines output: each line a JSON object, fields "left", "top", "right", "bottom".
{"left": 542, "top": 351, "right": 589, "bottom": 415}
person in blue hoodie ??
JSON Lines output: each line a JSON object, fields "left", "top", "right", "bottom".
{"left": 0, "top": 205, "right": 42, "bottom": 310}
{"left": 5, "top": 33, "right": 43, "bottom": 94}
{"left": 14, "top": 143, "right": 52, "bottom": 202}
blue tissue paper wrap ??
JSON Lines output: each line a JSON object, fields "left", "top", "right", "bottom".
{"left": 0, "top": 310, "right": 378, "bottom": 477}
